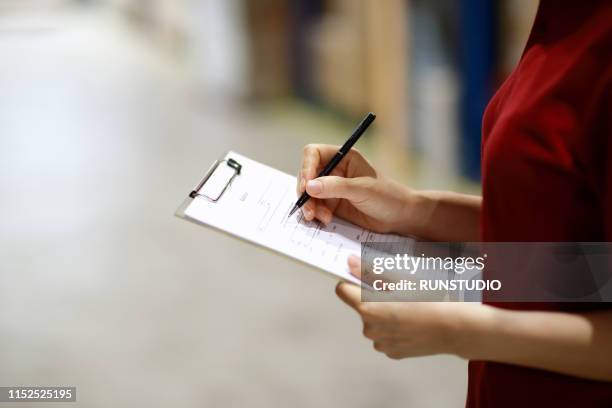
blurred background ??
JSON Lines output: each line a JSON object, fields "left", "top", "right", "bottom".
{"left": 0, "top": 0, "right": 537, "bottom": 407}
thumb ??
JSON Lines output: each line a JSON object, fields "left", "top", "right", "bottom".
{"left": 335, "top": 281, "right": 362, "bottom": 311}
{"left": 305, "top": 176, "right": 373, "bottom": 201}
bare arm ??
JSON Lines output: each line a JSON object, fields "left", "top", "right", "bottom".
{"left": 461, "top": 306, "right": 612, "bottom": 381}
{"left": 400, "top": 190, "right": 482, "bottom": 242}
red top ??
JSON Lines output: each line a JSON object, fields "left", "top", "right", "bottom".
{"left": 469, "top": 0, "right": 612, "bottom": 406}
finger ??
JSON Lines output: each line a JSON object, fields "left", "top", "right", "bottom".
{"left": 304, "top": 196, "right": 319, "bottom": 221}
{"left": 348, "top": 250, "right": 398, "bottom": 290}
{"left": 348, "top": 255, "right": 362, "bottom": 279}
{"left": 372, "top": 341, "right": 405, "bottom": 359}
{"left": 301, "top": 144, "right": 325, "bottom": 182}
{"left": 302, "top": 200, "right": 316, "bottom": 221}
{"left": 329, "top": 167, "right": 344, "bottom": 178}
{"left": 384, "top": 350, "right": 406, "bottom": 360}
{"left": 364, "top": 328, "right": 397, "bottom": 341}
{"left": 303, "top": 144, "right": 361, "bottom": 182}
{"left": 373, "top": 341, "right": 391, "bottom": 353}
{"left": 322, "top": 197, "right": 341, "bottom": 215}
{"left": 315, "top": 166, "right": 344, "bottom": 179}
{"left": 362, "top": 322, "right": 384, "bottom": 340}
{"left": 315, "top": 202, "right": 333, "bottom": 224}
{"left": 348, "top": 255, "right": 392, "bottom": 293}
{"left": 335, "top": 281, "right": 362, "bottom": 311}
{"left": 306, "top": 176, "right": 374, "bottom": 201}
{"left": 306, "top": 144, "right": 347, "bottom": 165}
{"left": 296, "top": 170, "right": 304, "bottom": 194}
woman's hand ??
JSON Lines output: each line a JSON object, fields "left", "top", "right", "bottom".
{"left": 334, "top": 280, "right": 481, "bottom": 359}
{"left": 298, "top": 144, "right": 482, "bottom": 240}
{"left": 297, "top": 144, "right": 412, "bottom": 233}
{"left": 336, "top": 257, "right": 486, "bottom": 359}
{"left": 337, "top": 258, "right": 612, "bottom": 382}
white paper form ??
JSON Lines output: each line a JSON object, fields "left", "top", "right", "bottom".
{"left": 182, "top": 151, "right": 416, "bottom": 285}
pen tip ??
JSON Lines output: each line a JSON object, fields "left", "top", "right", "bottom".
{"left": 288, "top": 206, "right": 298, "bottom": 218}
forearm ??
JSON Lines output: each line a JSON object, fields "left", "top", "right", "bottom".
{"left": 401, "top": 190, "right": 481, "bottom": 241}
{"left": 458, "top": 306, "right": 612, "bottom": 381}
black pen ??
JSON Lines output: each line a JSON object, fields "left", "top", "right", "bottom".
{"left": 288, "top": 112, "right": 376, "bottom": 218}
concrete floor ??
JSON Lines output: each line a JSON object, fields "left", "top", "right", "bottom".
{"left": 0, "top": 6, "right": 467, "bottom": 408}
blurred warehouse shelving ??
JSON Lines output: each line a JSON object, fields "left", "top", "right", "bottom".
{"left": 101, "top": 0, "right": 537, "bottom": 183}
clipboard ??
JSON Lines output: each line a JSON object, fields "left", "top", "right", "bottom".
{"left": 176, "top": 151, "right": 416, "bottom": 286}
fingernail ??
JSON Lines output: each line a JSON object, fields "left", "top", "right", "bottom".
{"left": 348, "top": 255, "right": 360, "bottom": 268}
{"left": 306, "top": 180, "right": 322, "bottom": 195}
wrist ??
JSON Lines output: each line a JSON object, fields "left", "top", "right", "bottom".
{"left": 398, "top": 189, "right": 482, "bottom": 241}
{"left": 446, "top": 303, "right": 500, "bottom": 359}
{"left": 397, "top": 189, "right": 435, "bottom": 238}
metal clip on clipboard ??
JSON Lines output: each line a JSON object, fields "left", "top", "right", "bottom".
{"left": 189, "top": 158, "right": 242, "bottom": 202}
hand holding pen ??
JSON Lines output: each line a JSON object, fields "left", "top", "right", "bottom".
{"left": 290, "top": 113, "right": 376, "bottom": 218}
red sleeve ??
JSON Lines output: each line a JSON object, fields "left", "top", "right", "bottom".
{"left": 606, "top": 89, "right": 612, "bottom": 240}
